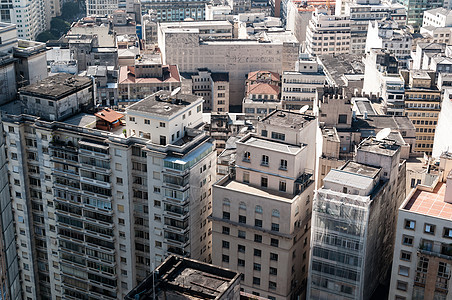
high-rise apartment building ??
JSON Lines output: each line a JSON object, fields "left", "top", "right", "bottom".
{"left": 211, "top": 110, "right": 317, "bottom": 299}
{"left": 2, "top": 75, "right": 216, "bottom": 299}
{"left": 0, "top": 0, "right": 49, "bottom": 40}
{"left": 388, "top": 154, "right": 452, "bottom": 300}
{"left": 308, "top": 137, "right": 406, "bottom": 300}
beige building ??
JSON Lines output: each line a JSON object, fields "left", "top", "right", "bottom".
{"left": 180, "top": 68, "right": 230, "bottom": 112}
{"left": 402, "top": 70, "right": 441, "bottom": 155}
{"left": 305, "top": 10, "right": 351, "bottom": 56}
{"left": 158, "top": 23, "right": 299, "bottom": 108}
{"left": 243, "top": 71, "right": 282, "bottom": 117}
{"left": 211, "top": 110, "right": 317, "bottom": 299}
{"left": 388, "top": 154, "right": 452, "bottom": 300}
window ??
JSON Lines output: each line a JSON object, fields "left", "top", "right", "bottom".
{"left": 405, "top": 219, "right": 415, "bottom": 230}
{"left": 238, "top": 230, "right": 246, "bottom": 239}
{"left": 222, "top": 226, "right": 230, "bottom": 235}
{"left": 269, "top": 281, "right": 277, "bottom": 290}
{"left": 222, "top": 240, "right": 230, "bottom": 249}
{"left": 159, "top": 122, "right": 166, "bottom": 127}
{"left": 399, "top": 265, "right": 409, "bottom": 277}
{"left": 279, "top": 181, "right": 286, "bottom": 192}
{"left": 253, "top": 263, "right": 261, "bottom": 271}
{"left": 261, "top": 130, "right": 267, "bottom": 137}
{"left": 243, "top": 172, "right": 250, "bottom": 183}
{"left": 238, "top": 245, "right": 245, "bottom": 253}
{"left": 238, "top": 259, "right": 245, "bottom": 267}
{"left": 271, "top": 132, "right": 285, "bottom": 141}
{"left": 255, "top": 219, "right": 262, "bottom": 227}
{"left": 254, "top": 234, "right": 262, "bottom": 243}
{"left": 338, "top": 114, "right": 347, "bottom": 124}
{"left": 239, "top": 202, "right": 246, "bottom": 210}
{"left": 261, "top": 177, "right": 268, "bottom": 188}
{"left": 223, "top": 198, "right": 230, "bottom": 206}
{"left": 269, "top": 267, "right": 277, "bottom": 275}
{"left": 223, "top": 212, "right": 230, "bottom": 220}
{"left": 402, "top": 235, "right": 413, "bottom": 246}
{"left": 396, "top": 281, "right": 407, "bottom": 291}
{"left": 261, "top": 155, "right": 269, "bottom": 166}
{"left": 144, "top": 119, "right": 150, "bottom": 125}
{"left": 255, "top": 205, "right": 263, "bottom": 214}
{"left": 280, "top": 159, "right": 288, "bottom": 170}
{"left": 48, "top": 101, "right": 54, "bottom": 107}
{"left": 271, "top": 223, "right": 280, "bottom": 232}
{"left": 129, "top": 117, "right": 135, "bottom": 122}
{"left": 272, "top": 209, "right": 280, "bottom": 218}
{"left": 401, "top": 251, "right": 411, "bottom": 261}
{"left": 271, "top": 238, "right": 279, "bottom": 247}
{"left": 239, "top": 215, "right": 246, "bottom": 224}
{"left": 253, "top": 277, "right": 261, "bottom": 285}
{"left": 424, "top": 223, "right": 435, "bottom": 234}
{"left": 222, "top": 255, "right": 229, "bottom": 262}
{"left": 254, "top": 249, "right": 262, "bottom": 257}
{"left": 270, "top": 253, "right": 278, "bottom": 261}
{"left": 444, "top": 227, "right": 452, "bottom": 238}
{"left": 243, "top": 152, "right": 251, "bottom": 162}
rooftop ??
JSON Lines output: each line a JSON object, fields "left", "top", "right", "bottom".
{"left": 357, "top": 137, "right": 400, "bottom": 157}
{"left": 341, "top": 161, "right": 381, "bottom": 178}
{"left": 118, "top": 65, "right": 180, "bottom": 84}
{"left": 424, "top": 7, "right": 452, "bottom": 17}
{"left": 247, "top": 70, "right": 280, "bottom": 82}
{"left": 353, "top": 115, "right": 415, "bottom": 132}
{"left": 125, "top": 255, "right": 240, "bottom": 300}
{"left": 95, "top": 108, "right": 124, "bottom": 123}
{"left": 318, "top": 54, "right": 365, "bottom": 86}
{"left": 126, "top": 90, "right": 202, "bottom": 117}
{"left": 19, "top": 74, "right": 92, "bottom": 100}
{"left": 219, "top": 178, "right": 295, "bottom": 202}
{"left": 240, "top": 136, "right": 303, "bottom": 154}
{"left": 403, "top": 182, "right": 452, "bottom": 220}
{"left": 260, "top": 110, "right": 315, "bottom": 130}
{"left": 247, "top": 83, "right": 280, "bottom": 95}
{"left": 353, "top": 97, "right": 377, "bottom": 115}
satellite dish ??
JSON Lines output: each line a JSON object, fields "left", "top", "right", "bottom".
{"left": 299, "top": 105, "right": 309, "bottom": 114}
{"left": 376, "top": 128, "right": 391, "bottom": 141}
{"left": 171, "top": 87, "right": 181, "bottom": 97}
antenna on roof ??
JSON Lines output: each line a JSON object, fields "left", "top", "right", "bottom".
{"left": 299, "top": 105, "right": 309, "bottom": 114}
{"left": 170, "top": 87, "right": 181, "bottom": 97}
{"left": 376, "top": 128, "right": 391, "bottom": 141}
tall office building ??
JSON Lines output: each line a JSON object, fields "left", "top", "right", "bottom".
{"left": 1, "top": 75, "right": 216, "bottom": 299}
{"left": 307, "top": 136, "right": 406, "bottom": 300}
{"left": 211, "top": 110, "right": 317, "bottom": 299}
{"left": 397, "top": 0, "right": 444, "bottom": 31}
{"left": 140, "top": 0, "right": 209, "bottom": 22}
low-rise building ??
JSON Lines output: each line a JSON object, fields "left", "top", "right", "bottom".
{"left": 118, "top": 54, "right": 181, "bottom": 103}
{"left": 19, "top": 73, "right": 94, "bottom": 121}
{"left": 243, "top": 71, "right": 281, "bottom": 118}
{"left": 281, "top": 55, "right": 327, "bottom": 111}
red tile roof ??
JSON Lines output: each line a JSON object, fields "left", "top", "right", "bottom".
{"left": 403, "top": 182, "right": 452, "bottom": 220}
{"left": 247, "top": 83, "right": 280, "bottom": 95}
{"left": 247, "top": 70, "right": 280, "bottom": 82}
{"left": 118, "top": 65, "right": 180, "bottom": 85}
{"left": 95, "top": 108, "right": 124, "bottom": 123}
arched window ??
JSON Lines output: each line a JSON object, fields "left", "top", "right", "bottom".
{"left": 255, "top": 205, "right": 263, "bottom": 214}
{"left": 239, "top": 202, "right": 247, "bottom": 210}
{"left": 272, "top": 209, "right": 280, "bottom": 218}
{"left": 223, "top": 198, "right": 230, "bottom": 206}
{"left": 295, "top": 206, "right": 299, "bottom": 216}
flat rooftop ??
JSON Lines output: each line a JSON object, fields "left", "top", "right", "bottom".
{"left": 318, "top": 54, "right": 365, "bottom": 86}
{"left": 126, "top": 90, "right": 202, "bottom": 117}
{"left": 240, "top": 136, "right": 303, "bottom": 154}
{"left": 19, "top": 73, "right": 92, "bottom": 100}
{"left": 260, "top": 110, "right": 315, "bottom": 130}
{"left": 342, "top": 161, "right": 381, "bottom": 178}
{"left": 403, "top": 182, "right": 452, "bottom": 220}
{"left": 220, "top": 179, "right": 294, "bottom": 202}
{"left": 353, "top": 115, "right": 415, "bottom": 132}
{"left": 357, "top": 138, "right": 400, "bottom": 157}
{"left": 126, "top": 255, "right": 240, "bottom": 300}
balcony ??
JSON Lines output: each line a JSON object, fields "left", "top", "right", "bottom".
{"left": 418, "top": 241, "right": 452, "bottom": 261}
